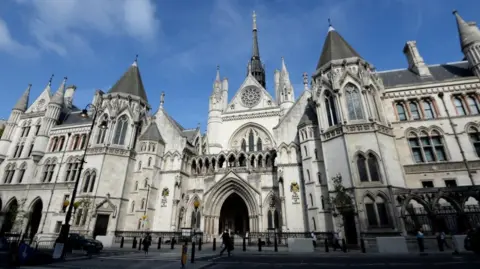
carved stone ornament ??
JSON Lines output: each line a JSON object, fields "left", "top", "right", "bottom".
{"left": 162, "top": 187, "right": 170, "bottom": 197}
{"left": 241, "top": 87, "right": 262, "bottom": 108}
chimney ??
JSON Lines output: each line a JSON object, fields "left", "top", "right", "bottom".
{"left": 403, "top": 41, "right": 431, "bottom": 77}
{"left": 64, "top": 85, "right": 77, "bottom": 108}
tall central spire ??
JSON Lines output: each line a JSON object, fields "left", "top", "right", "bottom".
{"left": 249, "top": 11, "right": 266, "bottom": 88}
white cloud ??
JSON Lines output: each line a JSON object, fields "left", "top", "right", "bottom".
{"left": 15, "top": 0, "right": 161, "bottom": 56}
{"left": 0, "top": 18, "right": 38, "bottom": 57}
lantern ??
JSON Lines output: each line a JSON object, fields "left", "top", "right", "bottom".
{"left": 142, "top": 215, "right": 147, "bottom": 220}
{"left": 73, "top": 201, "right": 81, "bottom": 209}
{"left": 193, "top": 200, "right": 200, "bottom": 209}
{"left": 63, "top": 200, "right": 70, "bottom": 207}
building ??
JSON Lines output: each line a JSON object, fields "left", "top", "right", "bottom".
{"left": 0, "top": 11, "right": 479, "bottom": 244}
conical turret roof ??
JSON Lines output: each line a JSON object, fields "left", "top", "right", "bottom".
{"left": 50, "top": 77, "right": 67, "bottom": 106}
{"left": 13, "top": 84, "right": 31, "bottom": 112}
{"left": 139, "top": 121, "right": 164, "bottom": 143}
{"left": 108, "top": 60, "right": 148, "bottom": 102}
{"left": 316, "top": 26, "right": 362, "bottom": 69}
{"left": 453, "top": 10, "right": 480, "bottom": 50}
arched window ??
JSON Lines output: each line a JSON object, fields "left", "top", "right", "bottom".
{"left": 65, "top": 158, "right": 80, "bottom": 181}
{"left": 57, "top": 136, "right": 65, "bottom": 151}
{"left": 356, "top": 153, "right": 381, "bottom": 182}
{"left": 453, "top": 96, "right": 466, "bottom": 115}
{"left": 409, "top": 102, "right": 420, "bottom": 120}
{"left": 144, "top": 178, "right": 149, "bottom": 188}
{"left": 324, "top": 91, "right": 338, "bottom": 126}
{"left": 79, "top": 134, "right": 88, "bottom": 150}
{"left": 267, "top": 210, "right": 273, "bottom": 229}
{"left": 72, "top": 135, "right": 80, "bottom": 150}
{"left": 314, "top": 149, "right": 318, "bottom": 160}
{"left": 306, "top": 169, "right": 311, "bottom": 181}
{"left": 396, "top": 103, "right": 407, "bottom": 121}
{"left": 17, "top": 163, "right": 26, "bottom": 183}
{"left": 191, "top": 211, "right": 196, "bottom": 228}
{"left": 312, "top": 217, "right": 317, "bottom": 231}
{"left": 467, "top": 96, "right": 479, "bottom": 114}
{"left": 468, "top": 126, "right": 480, "bottom": 157}
{"left": 248, "top": 130, "right": 255, "bottom": 152}
{"left": 309, "top": 193, "right": 314, "bottom": 207}
{"left": 423, "top": 100, "right": 435, "bottom": 119}
{"left": 3, "top": 163, "right": 16, "bottom": 184}
{"left": 82, "top": 172, "right": 91, "bottom": 193}
{"left": 130, "top": 201, "right": 135, "bottom": 213}
{"left": 96, "top": 115, "right": 108, "bottom": 144}
{"left": 304, "top": 146, "right": 308, "bottom": 156}
{"left": 89, "top": 172, "right": 96, "bottom": 193}
{"left": 49, "top": 137, "right": 58, "bottom": 152}
{"left": 241, "top": 139, "right": 247, "bottom": 152}
{"left": 345, "top": 84, "right": 364, "bottom": 120}
{"left": 141, "top": 198, "right": 146, "bottom": 209}
{"left": 113, "top": 115, "right": 129, "bottom": 145}
{"left": 196, "top": 211, "right": 201, "bottom": 229}
{"left": 138, "top": 161, "right": 142, "bottom": 170}
{"left": 364, "top": 195, "right": 390, "bottom": 228}
{"left": 257, "top": 137, "right": 262, "bottom": 151}
{"left": 134, "top": 181, "right": 138, "bottom": 191}
{"left": 148, "top": 157, "right": 152, "bottom": 167}
{"left": 320, "top": 195, "right": 325, "bottom": 209}
{"left": 408, "top": 130, "right": 447, "bottom": 163}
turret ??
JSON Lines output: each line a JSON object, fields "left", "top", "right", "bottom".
{"left": 453, "top": 10, "right": 480, "bottom": 77}
{"left": 0, "top": 84, "right": 31, "bottom": 163}
{"left": 31, "top": 77, "right": 67, "bottom": 163}
{"left": 207, "top": 66, "right": 225, "bottom": 154}
{"left": 276, "top": 57, "right": 295, "bottom": 115}
{"left": 248, "top": 11, "right": 266, "bottom": 89}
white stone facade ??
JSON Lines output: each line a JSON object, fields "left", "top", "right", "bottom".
{"left": 0, "top": 11, "right": 480, "bottom": 244}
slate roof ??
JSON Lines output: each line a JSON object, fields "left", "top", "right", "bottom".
{"left": 453, "top": 11, "right": 480, "bottom": 50}
{"left": 13, "top": 84, "right": 31, "bottom": 112}
{"left": 298, "top": 101, "right": 318, "bottom": 128}
{"left": 108, "top": 63, "right": 148, "bottom": 102}
{"left": 58, "top": 110, "right": 92, "bottom": 126}
{"left": 377, "top": 61, "right": 475, "bottom": 88}
{"left": 139, "top": 122, "right": 165, "bottom": 143}
{"left": 317, "top": 27, "right": 362, "bottom": 69}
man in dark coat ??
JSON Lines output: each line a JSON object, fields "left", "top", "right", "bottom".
{"left": 219, "top": 230, "right": 232, "bottom": 256}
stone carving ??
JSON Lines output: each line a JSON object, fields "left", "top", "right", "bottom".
{"left": 241, "top": 87, "right": 262, "bottom": 108}
{"left": 161, "top": 187, "right": 169, "bottom": 207}
{"left": 290, "top": 182, "right": 300, "bottom": 204}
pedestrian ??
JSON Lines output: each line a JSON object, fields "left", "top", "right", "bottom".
{"left": 438, "top": 231, "right": 449, "bottom": 249}
{"left": 219, "top": 230, "right": 232, "bottom": 257}
{"left": 416, "top": 228, "right": 425, "bottom": 252}
{"left": 142, "top": 233, "right": 152, "bottom": 256}
{"left": 311, "top": 231, "right": 317, "bottom": 248}
{"left": 333, "top": 232, "right": 341, "bottom": 251}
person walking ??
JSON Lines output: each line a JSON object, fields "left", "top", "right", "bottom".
{"left": 311, "top": 231, "right": 317, "bottom": 248}
{"left": 219, "top": 230, "right": 232, "bottom": 257}
{"left": 142, "top": 233, "right": 152, "bottom": 256}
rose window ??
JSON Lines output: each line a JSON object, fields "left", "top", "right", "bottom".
{"left": 240, "top": 87, "right": 262, "bottom": 108}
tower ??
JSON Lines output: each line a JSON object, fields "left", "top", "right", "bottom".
{"left": 207, "top": 66, "right": 228, "bottom": 154}
{"left": 274, "top": 57, "right": 295, "bottom": 115}
{"left": 453, "top": 10, "right": 480, "bottom": 78}
{"left": 249, "top": 11, "right": 266, "bottom": 89}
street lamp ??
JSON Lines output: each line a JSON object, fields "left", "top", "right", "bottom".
{"left": 55, "top": 104, "right": 107, "bottom": 258}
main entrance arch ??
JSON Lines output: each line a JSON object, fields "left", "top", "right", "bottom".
{"left": 219, "top": 193, "right": 249, "bottom": 234}
{"left": 203, "top": 175, "right": 261, "bottom": 235}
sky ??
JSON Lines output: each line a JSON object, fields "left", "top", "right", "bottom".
{"left": 0, "top": 0, "right": 479, "bottom": 131}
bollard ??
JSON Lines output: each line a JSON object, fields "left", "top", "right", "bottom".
{"left": 274, "top": 235, "right": 278, "bottom": 252}
{"left": 342, "top": 239, "right": 347, "bottom": 253}
{"left": 132, "top": 237, "right": 137, "bottom": 249}
{"left": 213, "top": 238, "right": 216, "bottom": 251}
{"left": 325, "top": 238, "right": 329, "bottom": 252}
{"left": 120, "top": 237, "right": 124, "bottom": 248}
{"left": 171, "top": 237, "right": 175, "bottom": 250}
{"left": 181, "top": 243, "right": 188, "bottom": 269}
{"left": 437, "top": 237, "right": 444, "bottom": 252}
{"left": 138, "top": 238, "right": 142, "bottom": 250}
{"left": 199, "top": 237, "right": 202, "bottom": 251}
{"left": 243, "top": 237, "right": 246, "bottom": 252}
{"left": 258, "top": 238, "right": 262, "bottom": 252}
{"left": 360, "top": 238, "right": 366, "bottom": 253}
{"left": 158, "top": 237, "right": 162, "bottom": 250}
{"left": 191, "top": 241, "right": 196, "bottom": 264}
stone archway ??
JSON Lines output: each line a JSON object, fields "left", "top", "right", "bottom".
{"left": 1, "top": 198, "right": 18, "bottom": 234}
{"left": 219, "top": 193, "right": 250, "bottom": 235}
{"left": 26, "top": 198, "right": 43, "bottom": 241}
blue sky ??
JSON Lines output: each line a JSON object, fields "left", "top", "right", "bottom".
{"left": 0, "top": 0, "right": 479, "bottom": 130}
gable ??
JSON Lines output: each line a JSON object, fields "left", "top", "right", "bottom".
{"left": 225, "top": 74, "right": 277, "bottom": 113}
{"left": 273, "top": 90, "right": 312, "bottom": 145}
{"left": 26, "top": 89, "right": 51, "bottom": 114}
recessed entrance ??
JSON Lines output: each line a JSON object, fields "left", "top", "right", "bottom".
{"left": 1, "top": 199, "right": 18, "bottom": 234}
{"left": 219, "top": 193, "right": 249, "bottom": 235}
{"left": 93, "top": 214, "right": 110, "bottom": 238}
{"left": 26, "top": 199, "right": 43, "bottom": 241}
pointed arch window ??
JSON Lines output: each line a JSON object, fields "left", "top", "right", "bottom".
{"left": 18, "top": 163, "right": 26, "bottom": 183}
{"left": 47, "top": 160, "right": 56, "bottom": 182}
{"left": 467, "top": 96, "right": 480, "bottom": 115}
{"left": 113, "top": 115, "right": 129, "bottom": 145}
{"left": 96, "top": 115, "right": 108, "bottom": 144}
{"left": 3, "top": 163, "right": 16, "bottom": 184}
{"left": 49, "top": 137, "right": 58, "bottom": 152}
{"left": 324, "top": 91, "right": 339, "bottom": 126}
{"left": 468, "top": 126, "right": 480, "bottom": 157}
{"left": 82, "top": 172, "right": 91, "bottom": 193}
{"left": 395, "top": 103, "right": 407, "bottom": 121}
{"left": 309, "top": 193, "right": 314, "bottom": 207}
{"left": 134, "top": 181, "right": 138, "bottom": 191}
{"left": 364, "top": 195, "right": 390, "bottom": 228}
{"left": 241, "top": 139, "right": 247, "bottom": 152}
{"left": 79, "top": 134, "right": 88, "bottom": 150}
{"left": 423, "top": 100, "right": 436, "bottom": 119}
{"left": 141, "top": 198, "right": 146, "bottom": 209}
{"left": 356, "top": 153, "right": 381, "bottom": 182}
{"left": 306, "top": 169, "right": 311, "bottom": 182}
{"left": 248, "top": 130, "right": 255, "bottom": 152}
{"left": 267, "top": 210, "right": 273, "bottom": 229}
{"left": 130, "top": 201, "right": 135, "bottom": 213}
{"left": 345, "top": 84, "right": 365, "bottom": 120}
{"left": 408, "top": 130, "right": 447, "bottom": 163}
{"left": 409, "top": 102, "right": 421, "bottom": 120}
{"left": 256, "top": 137, "right": 262, "bottom": 151}
{"left": 312, "top": 217, "right": 317, "bottom": 231}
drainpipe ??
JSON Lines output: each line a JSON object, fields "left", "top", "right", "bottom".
{"left": 437, "top": 92, "right": 475, "bottom": 186}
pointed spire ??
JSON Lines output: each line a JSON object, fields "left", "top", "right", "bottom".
{"left": 281, "top": 57, "right": 287, "bottom": 72}
{"left": 303, "top": 73, "right": 309, "bottom": 91}
{"left": 50, "top": 77, "right": 67, "bottom": 105}
{"left": 108, "top": 59, "right": 148, "bottom": 102}
{"left": 453, "top": 10, "right": 480, "bottom": 50}
{"left": 133, "top": 54, "right": 138, "bottom": 66}
{"left": 216, "top": 65, "right": 221, "bottom": 81}
{"left": 251, "top": 11, "right": 260, "bottom": 59}
{"left": 13, "top": 84, "right": 32, "bottom": 112}
{"left": 160, "top": 91, "right": 165, "bottom": 109}
{"left": 249, "top": 10, "right": 266, "bottom": 88}
{"left": 328, "top": 18, "right": 335, "bottom": 32}
{"left": 316, "top": 23, "right": 362, "bottom": 69}
{"left": 253, "top": 10, "right": 257, "bottom": 30}
{"left": 44, "top": 74, "right": 54, "bottom": 95}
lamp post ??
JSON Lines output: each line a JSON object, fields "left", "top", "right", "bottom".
{"left": 55, "top": 104, "right": 107, "bottom": 257}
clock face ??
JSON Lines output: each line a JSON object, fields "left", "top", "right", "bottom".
{"left": 240, "top": 87, "right": 262, "bottom": 108}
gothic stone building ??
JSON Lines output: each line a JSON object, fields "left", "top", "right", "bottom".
{"left": 0, "top": 11, "right": 479, "bottom": 244}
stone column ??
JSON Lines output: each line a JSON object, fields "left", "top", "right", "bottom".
{"left": 170, "top": 200, "right": 179, "bottom": 230}
{"left": 280, "top": 197, "right": 287, "bottom": 231}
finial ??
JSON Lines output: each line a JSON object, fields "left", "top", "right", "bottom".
{"left": 253, "top": 11, "right": 257, "bottom": 30}
{"left": 63, "top": 76, "right": 68, "bottom": 81}
{"left": 197, "top": 122, "right": 200, "bottom": 129}
{"left": 216, "top": 65, "right": 220, "bottom": 71}
{"left": 328, "top": 18, "right": 332, "bottom": 27}
{"left": 452, "top": 9, "right": 458, "bottom": 15}
{"left": 48, "top": 74, "right": 54, "bottom": 85}
{"left": 160, "top": 91, "right": 165, "bottom": 109}
{"left": 133, "top": 54, "right": 138, "bottom": 66}
{"left": 303, "top": 72, "right": 309, "bottom": 89}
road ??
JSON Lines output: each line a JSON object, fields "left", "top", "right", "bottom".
{"left": 19, "top": 250, "right": 480, "bottom": 269}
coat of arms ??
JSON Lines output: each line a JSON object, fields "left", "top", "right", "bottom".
{"left": 290, "top": 182, "right": 300, "bottom": 193}
{"left": 162, "top": 188, "right": 169, "bottom": 197}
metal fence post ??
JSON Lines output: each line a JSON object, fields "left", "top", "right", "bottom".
{"left": 120, "top": 237, "right": 124, "bottom": 248}
{"left": 213, "top": 238, "right": 216, "bottom": 251}
{"left": 191, "top": 241, "right": 196, "bottom": 264}
{"left": 258, "top": 238, "right": 262, "bottom": 252}
{"left": 158, "top": 237, "right": 161, "bottom": 249}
